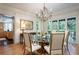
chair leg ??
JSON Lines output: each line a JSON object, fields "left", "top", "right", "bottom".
{"left": 30, "top": 52, "right": 32, "bottom": 55}
{"left": 62, "top": 49, "right": 64, "bottom": 55}
{"left": 23, "top": 48, "right": 26, "bottom": 55}
{"left": 66, "top": 41, "right": 70, "bottom": 55}
{"left": 66, "top": 44, "right": 70, "bottom": 55}
{"left": 22, "top": 44, "right": 26, "bottom": 55}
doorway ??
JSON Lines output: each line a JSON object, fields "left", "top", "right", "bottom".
{"left": 0, "top": 14, "right": 14, "bottom": 45}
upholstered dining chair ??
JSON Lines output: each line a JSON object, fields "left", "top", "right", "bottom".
{"left": 23, "top": 32, "right": 41, "bottom": 55}
{"left": 44, "top": 32, "right": 65, "bottom": 55}
{"left": 64, "top": 30, "right": 70, "bottom": 54}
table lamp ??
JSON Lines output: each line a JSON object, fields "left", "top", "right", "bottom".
{"left": 20, "top": 20, "right": 26, "bottom": 33}
{"left": 20, "top": 20, "right": 26, "bottom": 44}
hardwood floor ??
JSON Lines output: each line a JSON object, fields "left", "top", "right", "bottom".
{"left": 0, "top": 44, "right": 23, "bottom": 55}
{"left": 0, "top": 43, "right": 79, "bottom": 55}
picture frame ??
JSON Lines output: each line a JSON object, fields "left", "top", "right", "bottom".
{"left": 20, "top": 19, "right": 33, "bottom": 30}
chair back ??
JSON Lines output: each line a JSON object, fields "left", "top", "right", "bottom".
{"left": 23, "top": 33, "right": 32, "bottom": 51}
{"left": 64, "top": 30, "right": 69, "bottom": 44}
{"left": 51, "top": 32, "right": 65, "bottom": 50}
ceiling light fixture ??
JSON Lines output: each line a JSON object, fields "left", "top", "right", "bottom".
{"left": 36, "top": 3, "right": 53, "bottom": 21}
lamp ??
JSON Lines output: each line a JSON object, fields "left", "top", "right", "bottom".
{"left": 20, "top": 20, "right": 26, "bottom": 33}
{"left": 36, "top": 3, "right": 53, "bottom": 35}
{"left": 20, "top": 20, "right": 26, "bottom": 44}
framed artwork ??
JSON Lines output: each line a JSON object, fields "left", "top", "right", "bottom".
{"left": 20, "top": 20, "right": 33, "bottom": 30}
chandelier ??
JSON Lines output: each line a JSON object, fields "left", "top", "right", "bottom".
{"left": 36, "top": 4, "right": 53, "bottom": 21}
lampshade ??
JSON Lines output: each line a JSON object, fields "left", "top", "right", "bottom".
{"left": 21, "top": 20, "right": 26, "bottom": 30}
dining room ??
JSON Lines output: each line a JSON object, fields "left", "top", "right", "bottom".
{"left": 0, "top": 3, "right": 79, "bottom": 55}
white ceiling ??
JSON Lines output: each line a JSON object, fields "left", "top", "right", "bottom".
{"left": 0, "top": 3, "right": 79, "bottom": 15}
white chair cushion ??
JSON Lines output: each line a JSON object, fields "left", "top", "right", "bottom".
{"left": 64, "top": 42, "right": 66, "bottom": 46}
{"left": 44, "top": 46, "right": 62, "bottom": 55}
{"left": 44, "top": 45, "right": 50, "bottom": 53}
{"left": 32, "top": 43, "right": 41, "bottom": 51}
{"left": 26, "top": 43, "right": 41, "bottom": 52}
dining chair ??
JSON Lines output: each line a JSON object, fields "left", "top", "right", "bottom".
{"left": 44, "top": 32, "right": 65, "bottom": 55}
{"left": 23, "top": 32, "right": 41, "bottom": 55}
{"left": 64, "top": 30, "right": 70, "bottom": 54}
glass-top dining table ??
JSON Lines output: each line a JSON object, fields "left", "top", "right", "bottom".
{"left": 30, "top": 32, "right": 50, "bottom": 54}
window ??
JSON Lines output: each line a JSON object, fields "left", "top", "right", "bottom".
{"left": 47, "top": 17, "right": 76, "bottom": 43}
{"left": 59, "top": 19, "right": 65, "bottom": 32}
{"left": 4, "top": 22, "right": 13, "bottom": 31}
{"left": 48, "top": 21, "right": 52, "bottom": 31}
{"left": 67, "top": 17, "right": 76, "bottom": 41}
{"left": 52, "top": 20, "right": 58, "bottom": 31}
{"left": 35, "top": 20, "right": 41, "bottom": 32}
{"left": 67, "top": 17, "right": 76, "bottom": 32}
{"left": 3, "top": 16, "right": 13, "bottom": 31}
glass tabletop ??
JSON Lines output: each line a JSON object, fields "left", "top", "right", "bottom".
{"left": 31, "top": 33, "right": 51, "bottom": 44}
